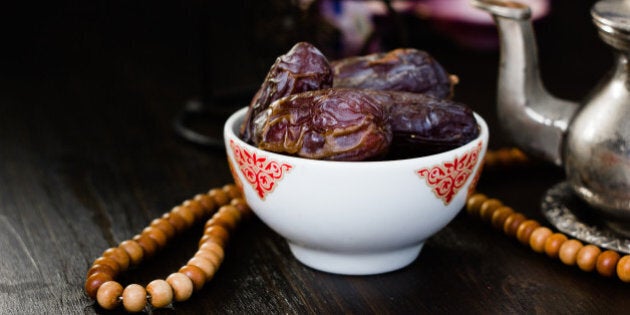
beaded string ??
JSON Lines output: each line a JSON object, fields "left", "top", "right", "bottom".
{"left": 84, "top": 184, "right": 251, "bottom": 312}
{"left": 84, "top": 149, "right": 630, "bottom": 312}
{"left": 472, "top": 148, "right": 630, "bottom": 282}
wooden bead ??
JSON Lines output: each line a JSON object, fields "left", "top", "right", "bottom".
{"left": 494, "top": 148, "right": 513, "bottom": 164}
{"left": 617, "top": 255, "right": 630, "bottom": 282}
{"left": 196, "top": 249, "right": 222, "bottom": 268}
{"left": 529, "top": 227, "right": 552, "bottom": 253}
{"left": 103, "top": 247, "right": 130, "bottom": 271}
{"left": 150, "top": 218, "right": 176, "bottom": 239}
{"left": 466, "top": 193, "right": 487, "bottom": 216}
{"left": 122, "top": 284, "right": 147, "bottom": 313}
{"left": 183, "top": 199, "right": 206, "bottom": 220}
{"left": 544, "top": 233, "right": 568, "bottom": 259}
{"left": 209, "top": 188, "right": 229, "bottom": 206}
{"left": 509, "top": 148, "right": 528, "bottom": 163}
{"left": 87, "top": 263, "right": 117, "bottom": 279}
{"left": 230, "top": 197, "right": 251, "bottom": 217}
{"left": 491, "top": 206, "right": 514, "bottom": 230}
{"left": 483, "top": 152, "right": 497, "bottom": 166}
{"left": 494, "top": 147, "right": 527, "bottom": 166}
{"left": 199, "top": 234, "right": 225, "bottom": 248}
{"left": 503, "top": 212, "right": 526, "bottom": 237}
{"left": 199, "top": 241, "right": 225, "bottom": 261}
{"left": 188, "top": 256, "right": 218, "bottom": 279}
{"left": 164, "top": 212, "right": 188, "bottom": 233}
{"left": 92, "top": 256, "right": 120, "bottom": 274}
{"left": 203, "top": 225, "right": 229, "bottom": 245}
{"left": 195, "top": 194, "right": 216, "bottom": 215}
{"left": 559, "top": 239, "right": 583, "bottom": 266}
{"left": 596, "top": 250, "right": 620, "bottom": 277}
{"left": 195, "top": 192, "right": 216, "bottom": 208}
{"left": 166, "top": 273, "right": 194, "bottom": 302}
{"left": 85, "top": 272, "right": 113, "bottom": 299}
{"left": 576, "top": 244, "right": 601, "bottom": 272}
{"left": 96, "top": 280, "right": 123, "bottom": 310}
{"left": 142, "top": 226, "right": 168, "bottom": 249}
{"left": 133, "top": 233, "right": 158, "bottom": 258}
{"left": 146, "top": 279, "right": 173, "bottom": 308}
{"left": 222, "top": 184, "right": 241, "bottom": 199}
{"left": 205, "top": 214, "right": 236, "bottom": 231}
{"left": 516, "top": 220, "right": 540, "bottom": 245}
{"left": 179, "top": 265, "right": 206, "bottom": 291}
{"left": 171, "top": 205, "right": 195, "bottom": 227}
{"left": 207, "top": 251, "right": 225, "bottom": 266}
{"left": 479, "top": 199, "right": 503, "bottom": 222}
{"left": 119, "top": 240, "right": 144, "bottom": 266}
{"left": 219, "top": 205, "right": 242, "bottom": 223}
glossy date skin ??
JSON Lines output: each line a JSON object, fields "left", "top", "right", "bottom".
{"left": 368, "top": 90, "right": 480, "bottom": 157}
{"left": 332, "top": 48, "right": 455, "bottom": 99}
{"left": 240, "top": 42, "right": 333, "bottom": 144}
{"left": 258, "top": 88, "right": 392, "bottom": 161}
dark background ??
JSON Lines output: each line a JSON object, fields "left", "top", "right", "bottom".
{"left": 2, "top": 0, "right": 610, "bottom": 128}
{"left": 2, "top": 1, "right": 627, "bottom": 314}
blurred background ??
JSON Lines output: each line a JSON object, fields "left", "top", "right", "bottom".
{"left": 0, "top": 2, "right": 624, "bottom": 313}
{"left": 1, "top": 0, "right": 609, "bottom": 150}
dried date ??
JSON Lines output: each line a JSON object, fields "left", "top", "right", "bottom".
{"left": 367, "top": 90, "right": 479, "bottom": 157}
{"left": 257, "top": 88, "right": 392, "bottom": 161}
{"left": 332, "top": 48, "right": 455, "bottom": 99}
{"left": 240, "top": 42, "right": 333, "bottom": 144}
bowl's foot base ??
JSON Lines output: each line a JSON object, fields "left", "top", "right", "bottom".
{"left": 287, "top": 242, "right": 424, "bottom": 275}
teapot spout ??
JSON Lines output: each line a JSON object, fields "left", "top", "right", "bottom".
{"left": 472, "top": 0, "right": 579, "bottom": 166}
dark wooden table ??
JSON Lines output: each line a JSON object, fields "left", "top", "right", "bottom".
{"left": 2, "top": 1, "right": 629, "bottom": 314}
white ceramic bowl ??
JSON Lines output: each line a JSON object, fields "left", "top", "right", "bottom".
{"left": 224, "top": 106, "right": 489, "bottom": 275}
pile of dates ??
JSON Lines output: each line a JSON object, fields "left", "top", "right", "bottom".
{"left": 239, "top": 42, "right": 479, "bottom": 161}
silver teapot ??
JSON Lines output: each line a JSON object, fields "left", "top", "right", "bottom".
{"left": 473, "top": 0, "right": 630, "bottom": 226}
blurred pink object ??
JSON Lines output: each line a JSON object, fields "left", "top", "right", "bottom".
{"left": 318, "top": 0, "right": 551, "bottom": 54}
{"left": 415, "top": 0, "right": 550, "bottom": 50}
{"left": 416, "top": 0, "right": 549, "bottom": 24}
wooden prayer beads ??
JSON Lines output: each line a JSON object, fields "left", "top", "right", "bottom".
{"left": 469, "top": 147, "right": 630, "bottom": 282}
{"left": 466, "top": 192, "right": 630, "bottom": 282}
{"left": 83, "top": 146, "right": 630, "bottom": 313}
{"left": 84, "top": 184, "right": 251, "bottom": 312}
{"left": 482, "top": 147, "right": 530, "bottom": 167}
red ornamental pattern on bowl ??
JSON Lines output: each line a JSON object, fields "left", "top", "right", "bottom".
{"left": 229, "top": 139, "right": 292, "bottom": 200}
{"left": 230, "top": 136, "right": 482, "bottom": 205}
{"left": 417, "top": 141, "right": 483, "bottom": 205}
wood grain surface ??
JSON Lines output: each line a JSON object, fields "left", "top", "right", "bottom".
{"left": 2, "top": 1, "right": 628, "bottom": 314}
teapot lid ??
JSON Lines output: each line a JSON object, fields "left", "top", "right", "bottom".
{"left": 592, "top": 0, "right": 630, "bottom": 50}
